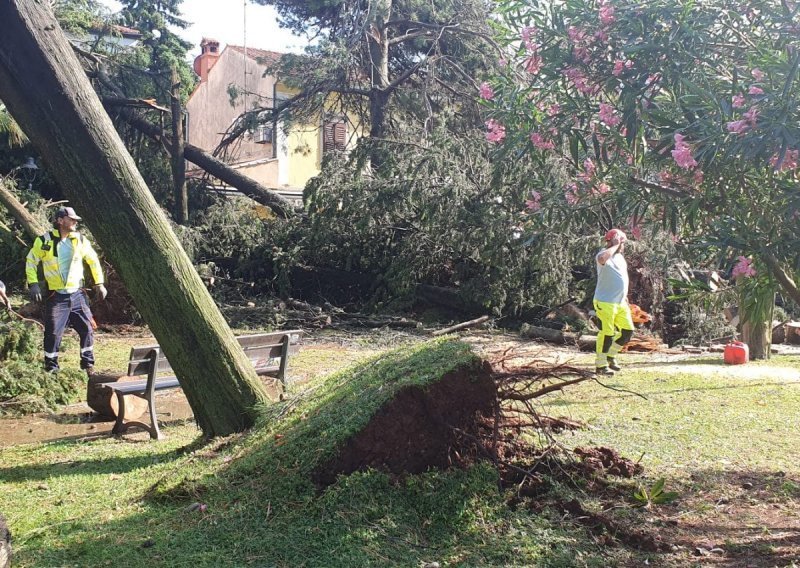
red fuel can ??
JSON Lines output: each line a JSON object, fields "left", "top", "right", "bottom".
{"left": 724, "top": 341, "right": 749, "bottom": 365}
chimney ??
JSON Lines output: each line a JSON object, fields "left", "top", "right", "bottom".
{"left": 193, "top": 38, "right": 221, "bottom": 82}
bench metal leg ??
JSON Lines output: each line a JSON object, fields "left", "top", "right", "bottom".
{"left": 111, "top": 391, "right": 127, "bottom": 435}
{"left": 110, "top": 392, "right": 162, "bottom": 440}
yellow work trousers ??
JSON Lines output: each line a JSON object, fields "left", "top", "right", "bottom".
{"left": 593, "top": 300, "right": 634, "bottom": 367}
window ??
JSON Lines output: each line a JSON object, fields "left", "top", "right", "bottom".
{"left": 323, "top": 120, "right": 347, "bottom": 153}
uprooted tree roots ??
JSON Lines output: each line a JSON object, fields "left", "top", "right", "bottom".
{"left": 313, "top": 346, "right": 661, "bottom": 550}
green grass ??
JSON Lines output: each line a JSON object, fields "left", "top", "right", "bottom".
{"left": 0, "top": 338, "right": 622, "bottom": 567}
{"left": 545, "top": 355, "right": 800, "bottom": 476}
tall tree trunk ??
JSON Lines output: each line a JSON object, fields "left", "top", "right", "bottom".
{"left": 170, "top": 66, "right": 188, "bottom": 225}
{"left": 742, "top": 320, "right": 771, "bottom": 360}
{"left": 367, "top": 0, "right": 392, "bottom": 169}
{"left": 0, "top": 0, "right": 271, "bottom": 437}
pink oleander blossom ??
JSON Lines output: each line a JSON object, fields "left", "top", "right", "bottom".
{"left": 584, "top": 158, "right": 596, "bottom": 176}
{"left": 751, "top": 68, "right": 765, "bottom": 81}
{"left": 769, "top": 149, "right": 799, "bottom": 172}
{"left": 485, "top": 119, "right": 506, "bottom": 143}
{"left": 530, "top": 132, "right": 555, "bottom": 150}
{"left": 521, "top": 26, "right": 538, "bottom": 50}
{"left": 567, "top": 26, "right": 587, "bottom": 43}
{"left": 726, "top": 107, "right": 759, "bottom": 136}
{"left": 594, "top": 182, "right": 611, "bottom": 194}
{"left": 629, "top": 220, "right": 642, "bottom": 240}
{"left": 524, "top": 53, "right": 543, "bottom": 74}
{"left": 548, "top": 103, "right": 561, "bottom": 116}
{"left": 748, "top": 85, "right": 764, "bottom": 95}
{"left": 732, "top": 256, "right": 756, "bottom": 278}
{"left": 563, "top": 66, "right": 594, "bottom": 95}
{"left": 525, "top": 191, "right": 542, "bottom": 211}
{"left": 599, "top": 0, "right": 615, "bottom": 26}
{"left": 479, "top": 82, "right": 494, "bottom": 100}
{"left": 598, "top": 102, "right": 621, "bottom": 127}
{"left": 671, "top": 132, "right": 698, "bottom": 170}
{"left": 565, "top": 183, "right": 580, "bottom": 205}
{"left": 693, "top": 169, "right": 704, "bottom": 185}
{"left": 732, "top": 94, "right": 745, "bottom": 108}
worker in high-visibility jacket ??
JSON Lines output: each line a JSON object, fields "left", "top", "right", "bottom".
{"left": 25, "top": 207, "right": 107, "bottom": 373}
{"left": 593, "top": 228, "right": 634, "bottom": 376}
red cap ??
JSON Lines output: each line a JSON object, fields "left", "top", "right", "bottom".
{"left": 605, "top": 228, "right": 627, "bottom": 242}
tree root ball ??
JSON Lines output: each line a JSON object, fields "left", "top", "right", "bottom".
{"left": 313, "top": 362, "right": 496, "bottom": 487}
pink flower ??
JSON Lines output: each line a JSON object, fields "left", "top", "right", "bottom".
{"left": 567, "top": 26, "right": 587, "bottom": 43}
{"left": 612, "top": 60, "right": 625, "bottom": 76}
{"left": 548, "top": 103, "right": 561, "bottom": 116}
{"left": 524, "top": 54, "right": 542, "bottom": 74}
{"left": 583, "top": 158, "right": 596, "bottom": 176}
{"left": 594, "top": 182, "right": 611, "bottom": 194}
{"left": 727, "top": 120, "right": 749, "bottom": 135}
{"left": 692, "top": 169, "right": 704, "bottom": 185}
{"left": 743, "top": 106, "right": 759, "bottom": 126}
{"left": 748, "top": 85, "right": 764, "bottom": 95}
{"left": 732, "top": 94, "right": 745, "bottom": 108}
{"left": 629, "top": 221, "right": 642, "bottom": 240}
{"left": 525, "top": 191, "right": 542, "bottom": 211}
{"left": 530, "top": 132, "right": 555, "bottom": 150}
{"left": 563, "top": 66, "right": 594, "bottom": 95}
{"left": 599, "top": 1, "right": 615, "bottom": 26}
{"left": 598, "top": 102, "right": 621, "bottom": 127}
{"left": 479, "top": 82, "right": 494, "bottom": 100}
{"left": 565, "top": 183, "right": 580, "bottom": 205}
{"left": 769, "top": 149, "right": 799, "bottom": 172}
{"left": 732, "top": 256, "right": 756, "bottom": 278}
{"left": 660, "top": 169, "right": 674, "bottom": 183}
{"left": 485, "top": 119, "right": 506, "bottom": 143}
{"left": 521, "top": 26, "right": 538, "bottom": 50}
{"left": 751, "top": 68, "right": 765, "bottom": 81}
{"left": 671, "top": 132, "right": 698, "bottom": 170}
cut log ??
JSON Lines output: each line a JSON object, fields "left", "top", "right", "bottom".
{"left": 86, "top": 373, "right": 147, "bottom": 420}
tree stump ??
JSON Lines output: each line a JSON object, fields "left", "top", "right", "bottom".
{"left": 86, "top": 372, "right": 147, "bottom": 420}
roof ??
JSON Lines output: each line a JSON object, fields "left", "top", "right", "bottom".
{"left": 86, "top": 24, "right": 142, "bottom": 39}
{"left": 227, "top": 45, "right": 283, "bottom": 65}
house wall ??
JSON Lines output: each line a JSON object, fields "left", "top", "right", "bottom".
{"left": 186, "top": 48, "right": 277, "bottom": 181}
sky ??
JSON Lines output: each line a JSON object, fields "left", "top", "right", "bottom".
{"left": 98, "top": 0, "right": 308, "bottom": 59}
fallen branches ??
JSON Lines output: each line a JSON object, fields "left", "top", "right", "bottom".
{"left": 431, "top": 315, "right": 489, "bottom": 336}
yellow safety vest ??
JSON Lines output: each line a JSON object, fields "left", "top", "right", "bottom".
{"left": 25, "top": 230, "right": 104, "bottom": 291}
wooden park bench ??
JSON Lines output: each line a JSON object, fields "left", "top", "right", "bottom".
{"left": 98, "top": 330, "right": 303, "bottom": 440}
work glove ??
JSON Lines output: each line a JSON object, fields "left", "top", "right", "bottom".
{"left": 94, "top": 284, "right": 107, "bottom": 301}
{"left": 29, "top": 283, "right": 42, "bottom": 303}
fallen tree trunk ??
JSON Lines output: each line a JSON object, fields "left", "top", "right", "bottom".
{"left": 0, "top": 179, "right": 45, "bottom": 238}
{"left": 109, "top": 105, "right": 298, "bottom": 219}
{"left": 520, "top": 324, "right": 596, "bottom": 350}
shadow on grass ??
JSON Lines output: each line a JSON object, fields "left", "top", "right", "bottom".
{"left": 0, "top": 435, "right": 207, "bottom": 483}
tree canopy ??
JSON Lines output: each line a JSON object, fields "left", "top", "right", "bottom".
{"left": 483, "top": 0, "right": 800, "bottom": 307}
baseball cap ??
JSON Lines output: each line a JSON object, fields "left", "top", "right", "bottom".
{"left": 55, "top": 206, "right": 82, "bottom": 221}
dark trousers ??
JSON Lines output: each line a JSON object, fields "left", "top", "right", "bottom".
{"left": 43, "top": 291, "right": 95, "bottom": 371}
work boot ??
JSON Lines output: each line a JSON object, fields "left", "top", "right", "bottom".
{"left": 607, "top": 357, "right": 621, "bottom": 372}
{"left": 595, "top": 366, "right": 615, "bottom": 377}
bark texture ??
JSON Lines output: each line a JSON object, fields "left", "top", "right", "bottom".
{"left": 0, "top": 1, "right": 271, "bottom": 436}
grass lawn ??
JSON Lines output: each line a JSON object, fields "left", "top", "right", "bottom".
{"left": 1, "top": 332, "right": 799, "bottom": 567}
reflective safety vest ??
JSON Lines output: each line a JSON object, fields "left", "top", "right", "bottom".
{"left": 25, "top": 230, "right": 104, "bottom": 291}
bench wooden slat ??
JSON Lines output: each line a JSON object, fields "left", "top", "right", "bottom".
{"left": 106, "top": 377, "right": 181, "bottom": 394}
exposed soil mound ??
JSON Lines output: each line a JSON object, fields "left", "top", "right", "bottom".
{"left": 313, "top": 362, "right": 496, "bottom": 487}
{"left": 574, "top": 446, "right": 643, "bottom": 478}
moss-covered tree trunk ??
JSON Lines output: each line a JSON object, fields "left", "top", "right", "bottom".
{"left": 0, "top": 0, "right": 271, "bottom": 436}
{"left": 742, "top": 321, "right": 771, "bottom": 360}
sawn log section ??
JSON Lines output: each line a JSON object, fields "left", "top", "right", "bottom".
{"left": 99, "top": 331, "right": 303, "bottom": 440}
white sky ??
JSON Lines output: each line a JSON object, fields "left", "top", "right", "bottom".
{"left": 98, "top": 0, "right": 308, "bottom": 59}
